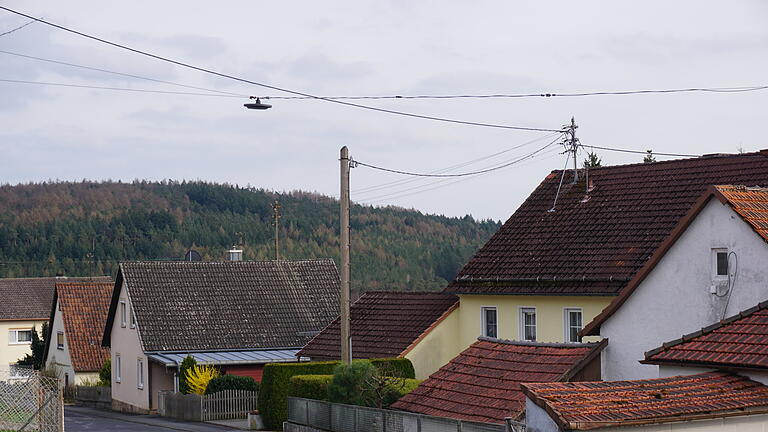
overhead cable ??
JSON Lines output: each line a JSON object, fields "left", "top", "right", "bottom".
{"left": 0, "top": 78, "right": 245, "bottom": 98}
{"left": 354, "top": 132, "right": 561, "bottom": 195}
{"left": 0, "top": 49, "right": 249, "bottom": 97}
{"left": 0, "top": 6, "right": 559, "bottom": 133}
{"left": 259, "top": 85, "right": 768, "bottom": 101}
{"left": 0, "top": 18, "right": 35, "bottom": 37}
{"left": 584, "top": 145, "right": 699, "bottom": 158}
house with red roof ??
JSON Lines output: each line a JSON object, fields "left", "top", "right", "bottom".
{"left": 391, "top": 337, "right": 606, "bottom": 424}
{"left": 581, "top": 184, "right": 768, "bottom": 380}
{"left": 522, "top": 372, "right": 768, "bottom": 431}
{"left": 642, "top": 299, "right": 768, "bottom": 385}
{"left": 440, "top": 151, "right": 768, "bottom": 370}
{"left": 298, "top": 291, "right": 459, "bottom": 378}
{"left": 43, "top": 280, "right": 113, "bottom": 387}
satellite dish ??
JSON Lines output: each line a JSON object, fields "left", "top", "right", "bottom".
{"left": 184, "top": 250, "right": 202, "bottom": 262}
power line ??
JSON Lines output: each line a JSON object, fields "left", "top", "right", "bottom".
{"left": 354, "top": 134, "right": 564, "bottom": 178}
{"left": 0, "top": 18, "right": 35, "bottom": 37}
{"left": 259, "top": 85, "right": 768, "bottom": 101}
{"left": 364, "top": 142, "right": 563, "bottom": 205}
{"left": 0, "top": 78, "right": 245, "bottom": 98}
{"left": 0, "top": 49, "right": 249, "bottom": 97}
{"left": 354, "top": 132, "right": 560, "bottom": 195}
{"left": 584, "top": 145, "right": 698, "bottom": 158}
{"left": 0, "top": 6, "right": 559, "bottom": 133}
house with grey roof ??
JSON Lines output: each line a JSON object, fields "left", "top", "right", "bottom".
{"left": 101, "top": 260, "right": 340, "bottom": 414}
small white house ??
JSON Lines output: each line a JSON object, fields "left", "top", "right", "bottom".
{"left": 42, "top": 280, "right": 112, "bottom": 387}
{"left": 582, "top": 185, "right": 768, "bottom": 380}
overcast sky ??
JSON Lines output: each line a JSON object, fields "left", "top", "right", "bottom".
{"left": 1, "top": 2, "right": 766, "bottom": 221}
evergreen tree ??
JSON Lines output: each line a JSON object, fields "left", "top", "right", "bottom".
{"left": 17, "top": 323, "right": 48, "bottom": 370}
{"left": 583, "top": 151, "right": 602, "bottom": 168}
{"left": 644, "top": 149, "right": 657, "bottom": 163}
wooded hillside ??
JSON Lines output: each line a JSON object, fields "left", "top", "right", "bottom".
{"left": 0, "top": 181, "right": 499, "bottom": 292}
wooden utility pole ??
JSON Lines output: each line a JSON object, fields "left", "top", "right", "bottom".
{"left": 565, "top": 117, "right": 580, "bottom": 183}
{"left": 339, "top": 146, "right": 352, "bottom": 364}
{"left": 272, "top": 200, "right": 281, "bottom": 260}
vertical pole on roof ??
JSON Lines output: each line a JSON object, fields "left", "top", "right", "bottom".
{"left": 340, "top": 146, "right": 352, "bottom": 364}
{"left": 566, "top": 117, "right": 580, "bottom": 183}
{"left": 272, "top": 200, "right": 281, "bottom": 260}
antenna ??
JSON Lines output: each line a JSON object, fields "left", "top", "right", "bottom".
{"left": 562, "top": 117, "right": 581, "bottom": 183}
{"left": 272, "top": 200, "right": 282, "bottom": 260}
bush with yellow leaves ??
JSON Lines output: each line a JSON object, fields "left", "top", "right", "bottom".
{"left": 184, "top": 364, "right": 220, "bottom": 395}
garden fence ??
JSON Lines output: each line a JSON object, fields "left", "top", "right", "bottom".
{"left": 157, "top": 389, "right": 258, "bottom": 421}
{"left": 287, "top": 397, "right": 517, "bottom": 432}
{"left": 0, "top": 370, "right": 63, "bottom": 432}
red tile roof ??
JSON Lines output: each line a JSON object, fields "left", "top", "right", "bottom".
{"left": 521, "top": 372, "right": 768, "bottom": 430}
{"left": 390, "top": 338, "right": 606, "bottom": 424}
{"left": 642, "top": 300, "right": 768, "bottom": 370}
{"left": 716, "top": 185, "right": 768, "bottom": 241}
{"left": 56, "top": 281, "right": 113, "bottom": 372}
{"left": 298, "top": 291, "right": 458, "bottom": 359}
{"left": 445, "top": 151, "right": 768, "bottom": 296}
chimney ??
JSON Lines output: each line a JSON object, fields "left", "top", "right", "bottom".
{"left": 227, "top": 245, "right": 243, "bottom": 262}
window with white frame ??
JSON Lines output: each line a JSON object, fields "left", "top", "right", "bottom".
{"left": 137, "top": 358, "right": 144, "bottom": 389}
{"left": 519, "top": 308, "right": 537, "bottom": 341}
{"left": 57, "top": 332, "right": 64, "bottom": 350}
{"left": 8, "top": 329, "right": 33, "bottom": 345}
{"left": 120, "top": 301, "right": 127, "bottom": 328}
{"left": 130, "top": 306, "right": 136, "bottom": 329}
{"left": 481, "top": 307, "right": 498, "bottom": 338}
{"left": 115, "top": 354, "right": 121, "bottom": 383}
{"left": 712, "top": 249, "right": 729, "bottom": 279}
{"left": 564, "top": 308, "right": 583, "bottom": 343}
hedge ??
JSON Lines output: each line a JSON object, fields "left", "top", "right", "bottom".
{"left": 205, "top": 374, "right": 260, "bottom": 395}
{"left": 369, "top": 358, "right": 415, "bottom": 379}
{"left": 258, "top": 357, "right": 414, "bottom": 430}
{"left": 288, "top": 374, "right": 333, "bottom": 401}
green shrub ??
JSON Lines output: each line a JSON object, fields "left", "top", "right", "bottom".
{"left": 369, "top": 358, "right": 415, "bottom": 379}
{"left": 328, "top": 361, "right": 377, "bottom": 406}
{"left": 206, "top": 374, "right": 260, "bottom": 395}
{"left": 259, "top": 361, "right": 339, "bottom": 430}
{"left": 288, "top": 375, "right": 333, "bottom": 401}
{"left": 98, "top": 358, "right": 111, "bottom": 386}
{"left": 179, "top": 355, "right": 197, "bottom": 394}
{"left": 258, "top": 357, "right": 414, "bottom": 430}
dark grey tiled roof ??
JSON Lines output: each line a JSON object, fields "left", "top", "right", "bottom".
{"left": 0, "top": 277, "right": 109, "bottom": 321}
{"left": 116, "top": 260, "right": 341, "bottom": 352}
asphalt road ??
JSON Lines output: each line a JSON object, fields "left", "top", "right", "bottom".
{"left": 65, "top": 406, "right": 240, "bottom": 432}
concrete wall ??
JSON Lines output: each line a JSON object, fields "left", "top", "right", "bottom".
{"left": 457, "top": 295, "right": 611, "bottom": 348}
{"left": 600, "top": 199, "right": 768, "bottom": 381}
{"left": 405, "top": 307, "right": 462, "bottom": 379}
{"left": 109, "top": 279, "right": 149, "bottom": 413}
{"left": 525, "top": 397, "right": 561, "bottom": 432}
{"left": 1, "top": 319, "right": 46, "bottom": 372}
{"left": 75, "top": 385, "right": 112, "bottom": 409}
{"left": 149, "top": 361, "right": 176, "bottom": 411}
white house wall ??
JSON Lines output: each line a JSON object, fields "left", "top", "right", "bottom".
{"left": 44, "top": 299, "right": 75, "bottom": 385}
{"left": 109, "top": 279, "right": 149, "bottom": 413}
{"left": 594, "top": 413, "right": 768, "bottom": 432}
{"left": 601, "top": 199, "right": 768, "bottom": 381}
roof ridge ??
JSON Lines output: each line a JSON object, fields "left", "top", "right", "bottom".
{"left": 549, "top": 150, "right": 767, "bottom": 174}
{"left": 477, "top": 336, "right": 600, "bottom": 348}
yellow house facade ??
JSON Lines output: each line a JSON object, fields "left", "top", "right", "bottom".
{"left": 2, "top": 321, "right": 46, "bottom": 375}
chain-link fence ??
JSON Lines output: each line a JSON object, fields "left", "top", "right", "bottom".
{"left": 288, "top": 397, "right": 511, "bottom": 432}
{"left": 0, "top": 370, "right": 63, "bottom": 432}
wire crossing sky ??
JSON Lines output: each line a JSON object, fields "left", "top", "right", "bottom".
{"left": 0, "top": 1, "right": 765, "bottom": 220}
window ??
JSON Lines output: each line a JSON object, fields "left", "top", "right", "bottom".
{"left": 56, "top": 332, "right": 64, "bottom": 350}
{"left": 520, "top": 308, "right": 537, "bottom": 341}
{"left": 115, "top": 354, "right": 121, "bottom": 383}
{"left": 481, "top": 307, "right": 498, "bottom": 338}
{"left": 564, "top": 308, "right": 583, "bottom": 343}
{"left": 120, "top": 301, "right": 127, "bottom": 328}
{"left": 130, "top": 306, "right": 136, "bottom": 329}
{"left": 137, "top": 358, "right": 144, "bottom": 389}
{"left": 714, "top": 250, "right": 729, "bottom": 277}
{"left": 9, "top": 329, "right": 33, "bottom": 345}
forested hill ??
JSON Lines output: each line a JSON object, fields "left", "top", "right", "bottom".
{"left": 0, "top": 181, "right": 500, "bottom": 292}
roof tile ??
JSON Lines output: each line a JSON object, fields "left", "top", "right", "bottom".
{"left": 56, "top": 281, "right": 112, "bottom": 372}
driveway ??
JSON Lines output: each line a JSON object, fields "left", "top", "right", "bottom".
{"left": 65, "top": 406, "right": 241, "bottom": 432}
